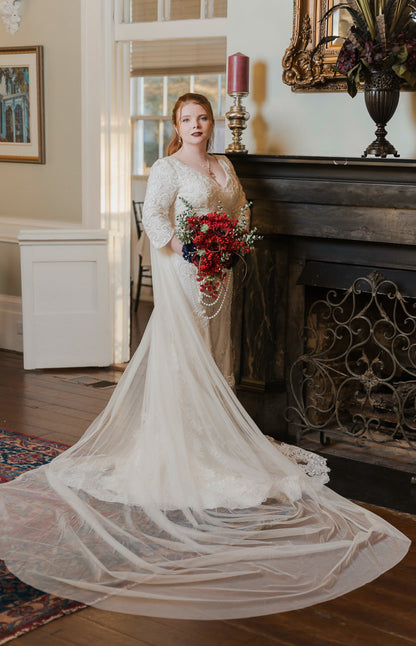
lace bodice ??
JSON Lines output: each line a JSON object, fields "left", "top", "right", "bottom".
{"left": 142, "top": 155, "right": 248, "bottom": 249}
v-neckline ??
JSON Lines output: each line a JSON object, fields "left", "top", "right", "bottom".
{"left": 171, "top": 155, "right": 229, "bottom": 189}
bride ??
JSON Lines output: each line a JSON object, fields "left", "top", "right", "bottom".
{"left": 0, "top": 93, "right": 410, "bottom": 620}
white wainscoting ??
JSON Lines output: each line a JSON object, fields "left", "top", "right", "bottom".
{"left": 19, "top": 229, "right": 111, "bottom": 369}
{"left": 0, "top": 217, "right": 79, "bottom": 354}
{"left": 0, "top": 217, "right": 78, "bottom": 244}
{"left": 0, "top": 295, "right": 23, "bottom": 353}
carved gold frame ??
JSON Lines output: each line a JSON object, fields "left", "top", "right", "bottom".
{"left": 282, "top": 0, "right": 348, "bottom": 92}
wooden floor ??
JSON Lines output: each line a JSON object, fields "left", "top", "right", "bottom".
{"left": 1, "top": 308, "right": 415, "bottom": 645}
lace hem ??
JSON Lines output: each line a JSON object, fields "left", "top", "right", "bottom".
{"left": 267, "top": 437, "right": 330, "bottom": 485}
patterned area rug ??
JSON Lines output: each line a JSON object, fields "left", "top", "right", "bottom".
{"left": 0, "top": 428, "right": 84, "bottom": 644}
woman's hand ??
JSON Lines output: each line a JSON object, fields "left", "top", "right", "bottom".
{"left": 168, "top": 234, "right": 183, "bottom": 256}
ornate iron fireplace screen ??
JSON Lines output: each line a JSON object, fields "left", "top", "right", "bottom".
{"left": 287, "top": 270, "right": 416, "bottom": 450}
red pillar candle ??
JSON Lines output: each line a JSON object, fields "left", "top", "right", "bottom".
{"left": 227, "top": 52, "right": 250, "bottom": 94}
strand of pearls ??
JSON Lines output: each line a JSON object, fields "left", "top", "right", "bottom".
{"left": 193, "top": 272, "right": 232, "bottom": 321}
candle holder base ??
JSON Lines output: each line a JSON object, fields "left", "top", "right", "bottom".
{"left": 225, "top": 92, "right": 250, "bottom": 154}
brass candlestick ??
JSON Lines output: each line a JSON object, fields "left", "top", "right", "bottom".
{"left": 225, "top": 92, "right": 250, "bottom": 154}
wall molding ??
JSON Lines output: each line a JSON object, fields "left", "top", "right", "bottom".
{"left": 0, "top": 294, "right": 23, "bottom": 353}
{"left": 115, "top": 17, "right": 227, "bottom": 42}
{"left": 0, "top": 217, "right": 78, "bottom": 244}
{"left": 80, "top": 0, "right": 131, "bottom": 364}
{"left": 18, "top": 228, "right": 108, "bottom": 245}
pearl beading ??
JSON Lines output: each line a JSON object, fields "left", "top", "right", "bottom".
{"left": 194, "top": 272, "right": 232, "bottom": 321}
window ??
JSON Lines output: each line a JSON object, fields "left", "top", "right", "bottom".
{"left": 131, "top": 73, "right": 226, "bottom": 176}
{"left": 130, "top": 0, "right": 227, "bottom": 22}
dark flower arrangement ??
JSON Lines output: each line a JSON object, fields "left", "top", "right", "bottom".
{"left": 318, "top": 0, "right": 416, "bottom": 96}
{"left": 177, "top": 197, "right": 261, "bottom": 298}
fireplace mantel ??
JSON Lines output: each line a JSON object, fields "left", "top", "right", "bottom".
{"left": 229, "top": 154, "right": 416, "bottom": 246}
{"left": 227, "top": 154, "right": 416, "bottom": 438}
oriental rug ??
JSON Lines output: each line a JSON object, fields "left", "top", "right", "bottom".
{"left": 0, "top": 428, "right": 84, "bottom": 644}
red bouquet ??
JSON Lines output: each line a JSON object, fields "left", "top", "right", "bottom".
{"left": 177, "top": 197, "right": 261, "bottom": 298}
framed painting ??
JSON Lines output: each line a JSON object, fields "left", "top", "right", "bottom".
{"left": 0, "top": 46, "right": 45, "bottom": 163}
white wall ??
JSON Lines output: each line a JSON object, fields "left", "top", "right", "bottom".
{"left": 227, "top": 0, "right": 416, "bottom": 158}
{"left": 0, "top": 0, "right": 82, "bottom": 297}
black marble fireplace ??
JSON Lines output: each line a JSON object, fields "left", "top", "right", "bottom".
{"left": 228, "top": 154, "right": 416, "bottom": 473}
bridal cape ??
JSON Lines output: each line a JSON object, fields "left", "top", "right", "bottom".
{"left": 0, "top": 156, "right": 410, "bottom": 620}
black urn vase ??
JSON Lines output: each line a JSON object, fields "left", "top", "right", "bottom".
{"left": 362, "top": 69, "right": 401, "bottom": 158}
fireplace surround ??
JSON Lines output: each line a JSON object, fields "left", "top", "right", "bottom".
{"left": 228, "top": 154, "right": 416, "bottom": 471}
{"left": 287, "top": 267, "right": 416, "bottom": 451}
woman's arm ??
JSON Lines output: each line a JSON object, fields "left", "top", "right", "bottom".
{"left": 142, "top": 159, "right": 178, "bottom": 250}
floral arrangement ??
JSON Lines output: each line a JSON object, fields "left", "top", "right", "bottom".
{"left": 319, "top": 0, "right": 416, "bottom": 96}
{"left": 176, "top": 197, "right": 261, "bottom": 298}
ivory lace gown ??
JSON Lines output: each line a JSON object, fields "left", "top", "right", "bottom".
{"left": 142, "top": 155, "right": 246, "bottom": 389}
{"left": 0, "top": 155, "right": 410, "bottom": 620}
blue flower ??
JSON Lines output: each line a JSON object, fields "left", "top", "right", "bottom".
{"left": 182, "top": 243, "right": 197, "bottom": 263}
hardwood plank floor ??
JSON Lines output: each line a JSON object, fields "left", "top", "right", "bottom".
{"left": 1, "top": 307, "right": 415, "bottom": 645}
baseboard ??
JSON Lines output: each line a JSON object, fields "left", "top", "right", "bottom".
{"left": 0, "top": 295, "right": 23, "bottom": 352}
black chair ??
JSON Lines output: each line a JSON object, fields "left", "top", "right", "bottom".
{"left": 132, "top": 200, "right": 152, "bottom": 312}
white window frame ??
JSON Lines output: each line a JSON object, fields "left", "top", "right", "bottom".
{"left": 115, "top": 9, "right": 227, "bottom": 43}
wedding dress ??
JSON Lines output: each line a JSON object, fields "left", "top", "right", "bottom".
{"left": 0, "top": 155, "right": 410, "bottom": 620}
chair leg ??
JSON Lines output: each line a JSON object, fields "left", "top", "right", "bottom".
{"left": 129, "top": 278, "right": 133, "bottom": 347}
{"left": 135, "top": 255, "right": 143, "bottom": 313}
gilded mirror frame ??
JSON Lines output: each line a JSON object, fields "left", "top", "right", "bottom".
{"left": 282, "top": 0, "right": 348, "bottom": 92}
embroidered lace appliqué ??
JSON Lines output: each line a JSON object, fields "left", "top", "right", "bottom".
{"left": 267, "top": 437, "right": 330, "bottom": 485}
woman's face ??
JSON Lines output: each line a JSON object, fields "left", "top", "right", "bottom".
{"left": 176, "top": 102, "right": 213, "bottom": 149}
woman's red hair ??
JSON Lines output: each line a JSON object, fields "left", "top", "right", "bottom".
{"left": 166, "top": 93, "right": 215, "bottom": 156}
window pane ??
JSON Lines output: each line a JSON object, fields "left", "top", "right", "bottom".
{"left": 170, "top": 0, "right": 200, "bottom": 20}
{"left": 130, "top": 78, "right": 143, "bottom": 117}
{"left": 143, "top": 77, "right": 163, "bottom": 116}
{"left": 219, "top": 74, "right": 226, "bottom": 115}
{"left": 163, "top": 121, "right": 174, "bottom": 156}
{"left": 132, "top": 121, "right": 143, "bottom": 175}
{"left": 212, "top": 121, "right": 225, "bottom": 154}
{"left": 130, "top": 0, "right": 157, "bottom": 22}
{"left": 167, "top": 76, "right": 190, "bottom": 114}
{"left": 143, "top": 120, "right": 160, "bottom": 173}
{"left": 193, "top": 75, "right": 219, "bottom": 114}
{"left": 130, "top": 0, "right": 226, "bottom": 21}
{"left": 214, "top": 0, "right": 227, "bottom": 17}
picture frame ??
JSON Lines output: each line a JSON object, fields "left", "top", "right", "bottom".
{"left": 0, "top": 45, "right": 45, "bottom": 163}
{"left": 282, "top": 0, "right": 350, "bottom": 92}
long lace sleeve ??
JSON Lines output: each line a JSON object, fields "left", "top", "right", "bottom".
{"left": 142, "top": 159, "right": 178, "bottom": 249}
